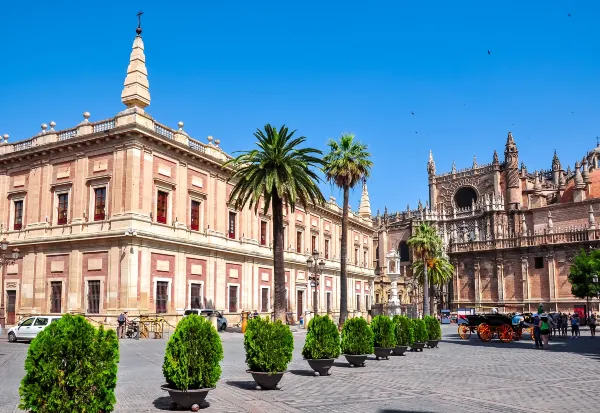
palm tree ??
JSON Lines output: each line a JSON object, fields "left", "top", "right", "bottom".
{"left": 407, "top": 222, "right": 442, "bottom": 316}
{"left": 411, "top": 256, "right": 454, "bottom": 288}
{"left": 323, "top": 134, "right": 373, "bottom": 326}
{"left": 226, "top": 124, "right": 325, "bottom": 322}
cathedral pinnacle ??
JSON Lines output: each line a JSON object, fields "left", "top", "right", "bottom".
{"left": 552, "top": 150, "right": 561, "bottom": 171}
{"left": 358, "top": 179, "right": 372, "bottom": 218}
{"left": 427, "top": 150, "right": 436, "bottom": 175}
{"left": 493, "top": 150, "right": 499, "bottom": 165}
{"left": 121, "top": 12, "right": 150, "bottom": 110}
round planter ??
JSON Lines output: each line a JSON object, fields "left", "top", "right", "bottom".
{"left": 343, "top": 354, "right": 368, "bottom": 367}
{"left": 411, "top": 342, "right": 426, "bottom": 352}
{"left": 373, "top": 347, "right": 393, "bottom": 360}
{"left": 426, "top": 340, "right": 440, "bottom": 348}
{"left": 160, "top": 385, "right": 212, "bottom": 410}
{"left": 247, "top": 370, "right": 285, "bottom": 390}
{"left": 393, "top": 345, "right": 408, "bottom": 356}
{"left": 305, "top": 358, "right": 336, "bottom": 376}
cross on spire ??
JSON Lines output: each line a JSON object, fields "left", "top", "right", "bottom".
{"left": 137, "top": 10, "right": 144, "bottom": 28}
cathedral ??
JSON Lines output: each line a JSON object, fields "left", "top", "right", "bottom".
{"left": 375, "top": 132, "right": 600, "bottom": 314}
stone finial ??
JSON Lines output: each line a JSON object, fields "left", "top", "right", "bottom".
{"left": 121, "top": 23, "right": 150, "bottom": 110}
{"left": 427, "top": 150, "right": 436, "bottom": 175}
{"left": 533, "top": 171, "right": 542, "bottom": 193}
{"left": 177, "top": 121, "right": 184, "bottom": 131}
{"left": 552, "top": 150, "right": 561, "bottom": 171}
{"left": 406, "top": 203, "right": 410, "bottom": 212}
{"left": 40, "top": 123, "right": 48, "bottom": 134}
{"left": 451, "top": 161, "right": 456, "bottom": 174}
{"left": 521, "top": 214, "right": 528, "bottom": 235}
{"left": 547, "top": 210, "right": 554, "bottom": 232}
{"left": 474, "top": 221, "right": 479, "bottom": 241}
{"left": 358, "top": 179, "right": 372, "bottom": 218}
{"left": 214, "top": 138, "right": 221, "bottom": 147}
{"left": 207, "top": 135, "right": 213, "bottom": 145}
{"left": 559, "top": 171, "right": 566, "bottom": 189}
{"left": 3, "top": 134, "right": 8, "bottom": 143}
{"left": 589, "top": 205, "right": 596, "bottom": 229}
{"left": 418, "top": 200, "right": 423, "bottom": 211}
{"left": 83, "top": 112, "right": 91, "bottom": 122}
{"left": 49, "top": 121, "right": 56, "bottom": 131}
{"left": 493, "top": 150, "right": 499, "bottom": 165}
{"left": 473, "top": 155, "right": 478, "bottom": 169}
{"left": 582, "top": 158, "right": 590, "bottom": 183}
{"left": 574, "top": 161, "right": 584, "bottom": 187}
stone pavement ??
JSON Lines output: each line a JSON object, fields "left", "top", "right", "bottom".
{"left": 2, "top": 325, "right": 600, "bottom": 413}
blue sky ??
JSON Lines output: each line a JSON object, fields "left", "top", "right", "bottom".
{"left": 1, "top": 1, "right": 599, "bottom": 214}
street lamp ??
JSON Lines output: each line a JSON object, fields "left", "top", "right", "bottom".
{"left": 0, "top": 238, "right": 20, "bottom": 330}
{"left": 306, "top": 250, "right": 325, "bottom": 315}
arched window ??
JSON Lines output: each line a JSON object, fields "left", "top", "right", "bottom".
{"left": 454, "top": 187, "right": 478, "bottom": 209}
{"left": 399, "top": 241, "right": 410, "bottom": 262}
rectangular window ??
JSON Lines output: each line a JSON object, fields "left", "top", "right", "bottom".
{"left": 14, "top": 200, "right": 23, "bottom": 230}
{"left": 156, "top": 281, "right": 169, "bottom": 313}
{"left": 50, "top": 282, "right": 62, "bottom": 313}
{"left": 87, "top": 280, "right": 100, "bottom": 314}
{"left": 296, "top": 231, "right": 303, "bottom": 253}
{"left": 57, "top": 193, "right": 69, "bottom": 225}
{"left": 364, "top": 251, "right": 367, "bottom": 267}
{"left": 228, "top": 285, "right": 238, "bottom": 312}
{"left": 365, "top": 295, "right": 369, "bottom": 310}
{"left": 356, "top": 294, "right": 361, "bottom": 312}
{"left": 324, "top": 239, "right": 330, "bottom": 259}
{"left": 191, "top": 200, "right": 200, "bottom": 231}
{"left": 260, "top": 221, "right": 267, "bottom": 246}
{"left": 376, "top": 293, "right": 380, "bottom": 304}
{"left": 190, "top": 283, "right": 202, "bottom": 309}
{"left": 228, "top": 212, "right": 236, "bottom": 239}
{"left": 326, "top": 292, "right": 331, "bottom": 313}
{"left": 311, "top": 235, "right": 317, "bottom": 254}
{"left": 94, "top": 187, "right": 106, "bottom": 221}
{"left": 157, "top": 191, "right": 168, "bottom": 224}
{"left": 261, "top": 287, "right": 269, "bottom": 312}
{"left": 534, "top": 257, "right": 544, "bottom": 269}
{"left": 355, "top": 248, "right": 359, "bottom": 265}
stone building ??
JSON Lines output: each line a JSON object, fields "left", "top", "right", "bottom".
{"left": 375, "top": 133, "right": 599, "bottom": 314}
{"left": 0, "top": 27, "right": 375, "bottom": 326}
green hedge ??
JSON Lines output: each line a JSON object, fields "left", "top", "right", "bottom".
{"left": 340, "top": 317, "right": 374, "bottom": 355}
{"left": 392, "top": 315, "right": 414, "bottom": 346}
{"left": 302, "top": 315, "right": 340, "bottom": 359}
{"left": 412, "top": 318, "right": 428, "bottom": 343}
{"left": 19, "top": 314, "right": 119, "bottom": 413}
{"left": 162, "top": 314, "right": 223, "bottom": 390}
{"left": 244, "top": 317, "right": 294, "bottom": 374}
{"left": 370, "top": 315, "right": 397, "bottom": 348}
{"left": 424, "top": 316, "right": 442, "bottom": 340}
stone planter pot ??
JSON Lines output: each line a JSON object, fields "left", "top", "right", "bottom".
{"left": 373, "top": 347, "right": 393, "bottom": 360}
{"left": 393, "top": 345, "right": 408, "bottom": 356}
{"left": 411, "top": 342, "right": 426, "bottom": 352}
{"left": 247, "top": 370, "right": 285, "bottom": 390}
{"left": 305, "top": 358, "right": 336, "bottom": 376}
{"left": 161, "top": 385, "right": 213, "bottom": 410}
{"left": 343, "top": 354, "right": 368, "bottom": 367}
{"left": 427, "top": 340, "right": 440, "bottom": 348}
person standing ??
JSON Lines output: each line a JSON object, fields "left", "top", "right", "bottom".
{"left": 540, "top": 314, "right": 550, "bottom": 350}
{"left": 571, "top": 313, "right": 580, "bottom": 338}
{"left": 589, "top": 313, "right": 597, "bottom": 337}
{"left": 561, "top": 313, "right": 568, "bottom": 337}
{"left": 117, "top": 311, "right": 128, "bottom": 339}
{"left": 533, "top": 314, "right": 542, "bottom": 349}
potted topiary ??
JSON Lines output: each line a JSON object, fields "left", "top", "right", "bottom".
{"left": 424, "top": 316, "right": 442, "bottom": 348}
{"left": 392, "top": 315, "right": 413, "bottom": 356}
{"left": 19, "top": 314, "right": 119, "bottom": 413}
{"left": 302, "top": 315, "right": 341, "bottom": 376}
{"left": 411, "top": 318, "right": 428, "bottom": 352}
{"left": 371, "top": 315, "right": 396, "bottom": 360}
{"left": 244, "top": 316, "right": 294, "bottom": 390}
{"left": 340, "top": 317, "right": 374, "bottom": 367}
{"left": 162, "top": 313, "right": 223, "bottom": 410}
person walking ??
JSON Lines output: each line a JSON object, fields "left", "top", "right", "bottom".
{"left": 117, "top": 311, "right": 128, "bottom": 339}
{"left": 533, "top": 314, "right": 542, "bottom": 349}
{"left": 570, "top": 313, "right": 580, "bottom": 338}
{"left": 540, "top": 314, "right": 551, "bottom": 350}
{"left": 561, "top": 313, "right": 568, "bottom": 337}
{"left": 589, "top": 313, "right": 597, "bottom": 337}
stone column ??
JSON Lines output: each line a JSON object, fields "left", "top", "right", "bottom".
{"left": 474, "top": 259, "right": 481, "bottom": 306}
{"left": 546, "top": 251, "right": 556, "bottom": 304}
{"left": 521, "top": 255, "right": 529, "bottom": 304}
{"left": 496, "top": 257, "right": 505, "bottom": 303}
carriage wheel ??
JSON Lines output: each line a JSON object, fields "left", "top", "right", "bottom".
{"left": 513, "top": 327, "right": 523, "bottom": 341}
{"left": 498, "top": 324, "right": 513, "bottom": 343}
{"left": 458, "top": 324, "right": 471, "bottom": 339}
{"left": 478, "top": 323, "right": 493, "bottom": 342}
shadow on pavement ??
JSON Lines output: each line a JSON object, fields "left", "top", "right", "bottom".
{"left": 289, "top": 369, "right": 317, "bottom": 377}
{"left": 225, "top": 380, "right": 260, "bottom": 390}
{"left": 152, "top": 396, "right": 174, "bottom": 411}
{"left": 332, "top": 361, "right": 354, "bottom": 368}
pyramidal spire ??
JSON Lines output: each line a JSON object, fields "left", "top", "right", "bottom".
{"left": 121, "top": 13, "right": 150, "bottom": 110}
{"left": 358, "top": 179, "right": 372, "bottom": 218}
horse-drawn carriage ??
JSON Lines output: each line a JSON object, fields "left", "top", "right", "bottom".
{"left": 458, "top": 313, "right": 533, "bottom": 343}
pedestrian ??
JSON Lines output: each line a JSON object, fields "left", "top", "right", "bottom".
{"left": 561, "top": 313, "right": 568, "bottom": 337}
{"left": 570, "top": 313, "right": 580, "bottom": 338}
{"left": 533, "top": 314, "right": 542, "bottom": 349}
{"left": 117, "top": 311, "right": 128, "bottom": 339}
{"left": 589, "top": 313, "right": 597, "bottom": 337}
{"left": 540, "top": 314, "right": 550, "bottom": 350}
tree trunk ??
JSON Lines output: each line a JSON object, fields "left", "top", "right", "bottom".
{"left": 272, "top": 193, "right": 286, "bottom": 322}
{"left": 422, "top": 257, "right": 430, "bottom": 317}
{"left": 339, "top": 186, "right": 350, "bottom": 327}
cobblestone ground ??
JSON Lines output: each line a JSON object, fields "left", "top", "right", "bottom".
{"left": 2, "top": 325, "right": 600, "bottom": 413}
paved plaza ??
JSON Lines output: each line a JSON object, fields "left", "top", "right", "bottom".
{"left": 1, "top": 324, "right": 599, "bottom": 413}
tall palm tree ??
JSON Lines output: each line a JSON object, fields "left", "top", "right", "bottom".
{"left": 407, "top": 222, "right": 442, "bottom": 316}
{"left": 226, "top": 124, "right": 325, "bottom": 322}
{"left": 323, "top": 134, "right": 373, "bottom": 326}
{"left": 411, "top": 256, "right": 454, "bottom": 288}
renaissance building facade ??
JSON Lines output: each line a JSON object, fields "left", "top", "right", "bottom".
{"left": 0, "top": 27, "right": 376, "bottom": 326}
{"left": 375, "top": 133, "right": 599, "bottom": 314}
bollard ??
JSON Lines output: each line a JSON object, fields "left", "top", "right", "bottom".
{"left": 241, "top": 311, "right": 249, "bottom": 333}
{"left": 209, "top": 313, "right": 219, "bottom": 331}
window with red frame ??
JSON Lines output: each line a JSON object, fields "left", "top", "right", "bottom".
{"left": 157, "top": 191, "right": 168, "bottom": 224}
{"left": 94, "top": 187, "right": 106, "bottom": 221}
{"left": 57, "top": 193, "right": 69, "bottom": 225}
{"left": 191, "top": 200, "right": 200, "bottom": 231}
{"left": 311, "top": 235, "right": 317, "bottom": 254}
{"left": 156, "top": 281, "right": 168, "bottom": 314}
{"left": 324, "top": 239, "right": 330, "bottom": 259}
{"left": 260, "top": 221, "right": 267, "bottom": 245}
{"left": 14, "top": 200, "right": 23, "bottom": 230}
{"left": 228, "top": 212, "right": 236, "bottom": 239}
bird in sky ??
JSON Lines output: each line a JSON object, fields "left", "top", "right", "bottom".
{"left": 487, "top": 50, "right": 491, "bottom": 55}
{"left": 568, "top": 13, "right": 571, "bottom": 17}
{"left": 411, "top": 111, "right": 414, "bottom": 116}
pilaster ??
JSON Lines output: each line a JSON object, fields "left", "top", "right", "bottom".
{"left": 474, "top": 258, "right": 481, "bottom": 305}
{"left": 546, "top": 251, "right": 556, "bottom": 301}
{"left": 495, "top": 257, "right": 505, "bottom": 303}
{"left": 174, "top": 249, "right": 186, "bottom": 311}
{"left": 521, "top": 255, "right": 529, "bottom": 301}
{"left": 138, "top": 244, "right": 151, "bottom": 311}
{"left": 72, "top": 153, "right": 88, "bottom": 224}
{"left": 107, "top": 245, "right": 120, "bottom": 310}
{"left": 67, "top": 249, "right": 83, "bottom": 312}
{"left": 125, "top": 145, "right": 142, "bottom": 214}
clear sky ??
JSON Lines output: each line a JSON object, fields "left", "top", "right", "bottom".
{"left": 1, "top": 1, "right": 598, "bottom": 214}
